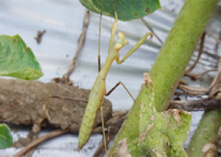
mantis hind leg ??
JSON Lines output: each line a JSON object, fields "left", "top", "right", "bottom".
{"left": 98, "top": 14, "right": 102, "bottom": 72}
{"left": 100, "top": 104, "right": 107, "bottom": 152}
{"left": 100, "top": 81, "right": 134, "bottom": 153}
{"left": 98, "top": 12, "right": 118, "bottom": 153}
{"left": 101, "top": 81, "right": 135, "bottom": 152}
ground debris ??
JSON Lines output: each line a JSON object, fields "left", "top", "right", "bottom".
{"left": 0, "top": 78, "right": 112, "bottom": 133}
{"left": 34, "top": 30, "right": 46, "bottom": 44}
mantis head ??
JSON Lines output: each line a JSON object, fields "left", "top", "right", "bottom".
{"left": 115, "top": 32, "right": 129, "bottom": 51}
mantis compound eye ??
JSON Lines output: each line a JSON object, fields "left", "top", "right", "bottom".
{"left": 115, "top": 32, "right": 129, "bottom": 51}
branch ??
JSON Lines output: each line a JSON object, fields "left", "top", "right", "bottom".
{"left": 14, "top": 130, "right": 69, "bottom": 157}
{"left": 54, "top": 10, "right": 90, "bottom": 84}
{"left": 184, "top": 32, "right": 205, "bottom": 74}
{"left": 169, "top": 99, "right": 221, "bottom": 111}
{"left": 0, "top": 79, "right": 112, "bottom": 133}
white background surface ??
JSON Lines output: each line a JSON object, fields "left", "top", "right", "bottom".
{"left": 0, "top": 0, "right": 220, "bottom": 156}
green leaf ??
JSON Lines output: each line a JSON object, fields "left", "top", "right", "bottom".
{"left": 0, "top": 35, "right": 43, "bottom": 80}
{"left": 0, "top": 124, "right": 13, "bottom": 149}
{"left": 80, "top": 0, "right": 161, "bottom": 21}
{"left": 79, "top": 0, "right": 105, "bottom": 14}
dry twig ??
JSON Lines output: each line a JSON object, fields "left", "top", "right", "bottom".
{"left": 178, "top": 84, "right": 208, "bottom": 96}
{"left": 169, "top": 99, "right": 221, "bottom": 111}
{"left": 185, "top": 68, "right": 217, "bottom": 80}
{"left": 14, "top": 130, "right": 69, "bottom": 157}
{"left": 141, "top": 18, "right": 163, "bottom": 44}
{"left": 62, "top": 10, "right": 90, "bottom": 83}
{"left": 185, "top": 32, "right": 206, "bottom": 74}
{"left": 206, "top": 30, "right": 221, "bottom": 45}
{"left": 13, "top": 112, "right": 127, "bottom": 157}
{"left": 34, "top": 30, "right": 46, "bottom": 44}
{"left": 54, "top": 10, "right": 90, "bottom": 84}
{"left": 208, "top": 59, "right": 221, "bottom": 98}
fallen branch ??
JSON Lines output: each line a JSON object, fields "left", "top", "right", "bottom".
{"left": 0, "top": 79, "right": 112, "bottom": 133}
{"left": 169, "top": 99, "right": 221, "bottom": 111}
{"left": 13, "top": 112, "right": 127, "bottom": 157}
{"left": 14, "top": 129, "right": 69, "bottom": 157}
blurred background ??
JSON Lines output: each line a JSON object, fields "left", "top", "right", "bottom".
{"left": 0, "top": 0, "right": 220, "bottom": 156}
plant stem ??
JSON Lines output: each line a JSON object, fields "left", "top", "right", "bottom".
{"left": 108, "top": 0, "right": 218, "bottom": 156}
{"left": 150, "top": 0, "right": 218, "bottom": 112}
{"left": 187, "top": 110, "right": 221, "bottom": 156}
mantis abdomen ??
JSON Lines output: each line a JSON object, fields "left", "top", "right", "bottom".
{"left": 78, "top": 77, "right": 106, "bottom": 149}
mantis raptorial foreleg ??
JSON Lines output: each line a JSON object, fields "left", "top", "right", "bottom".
{"left": 116, "top": 32, "right": 153, "bottom": 64}
{"left": 78, "top": 11, "right": 153, "bottom": 150}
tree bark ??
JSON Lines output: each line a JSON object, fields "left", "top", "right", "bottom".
{"left": 0, "top": 79, "right": 112, "bottom": 132}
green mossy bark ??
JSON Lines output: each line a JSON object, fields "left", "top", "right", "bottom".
{"left": 108, "top": 0, "right": 218, "bottom": 156}
{"left": 187, "top": 110, "right": 221, "bottom": 156}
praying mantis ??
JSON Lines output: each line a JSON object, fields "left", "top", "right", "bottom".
{"left": 78, "top": 12, "right": 153, "bottom": 150}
